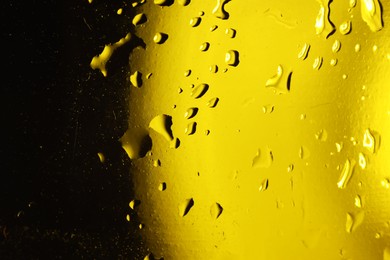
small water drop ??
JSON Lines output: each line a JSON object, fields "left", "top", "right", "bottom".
{"left": 252, "top": 148, "right": 273, "bottom": 168}
{"left": 372, "top": 44, "right": 378, "bottom": 52}
{"left": 225, "top": 28, "right": 236, "bottom": 38}
{"left": 210, "top": 25, "right": 218, "bottom": 31}
{"left": 117, "top": 8, "right": 123, "bottom": 15}
{"left": 330, "top": 58, "right": 338, "bottom": 66}
{"left": 200, "top": 42, "right": 210, "bottom": 51}
{"left": 315, "top": 129, "right": 328, "bottom": 142}
{"left": 354, "top": 195, "right": 363, "bottom": 208}
{"left": 337, "top": 159, "right": 356, "bottom": 189}
{"left": 336, "top": 142, "right": 343, "bottom": 152}
{"left": 354, "top": 43, "right": 361, "bottom": 52}
{"left": 299, "top": 146, "right": 310, "bottom": 159}
{"left": 339, "top": 20, "right": 352, "bottom": 35}
{"left": 287, "top": 164, "right": 294, "bottom": 173}
{"left": 153, "top": 159, "right": 161, "bottom": 167}
{"left": 207, "top": 97, "right": 219, "bottom": 108}
{"left": 184, "top": 69, "right": 191, "bottom": 77}
{"left": 146, "top": 73, "right": 152, "bottom": 79}
{"left": 139, "top": 223, "right": 144, "bottom": 229}
{"left": 129, "top": 199, "right": 141, "bottom": 210}
{"left": 381, "top": 178, "right": 390, "bottom": 189}
{"left": 346, "top": 211, "right": 365, "bottom": 233}
{"left": 133, "top": 13, "right": 147, "bottom": 26}
{"left": 258, "top": 179, "right": 269, "bottom": 192}
{"left": 209, "top": 64, "right": 218, "bottom": 73}
{"left": 312, "top": 56, "right": 323, "bottom": 70}
{"left": 225, "top": 50, "right": 239, "bottom": 66}
{"left": 149, "top": 114, "right": 174, "bottom": 142}
{"left": 97, "top": 152, "right": 105, "bottom": 163}
{"left": 361, "top": 0, "right": 383, "bottom": 32}
{"left": 179, "top": 198, "right": 194, "bottom": 217}
{"left": 154, "top": 0, "right": 169, "bottom": 5}
{"left": 153, "top": 32, "right": 168, "bottom": 44}
{"left": 184, "top": 107, "right": 198, "bottom": 119}
{"left": 130, "top": 71, "right": 142, "bottom": 87}
{"left": 363, "top": 128, "right": 378, "bottom": 153}
{"left": 332, "top": 40, "right": 341, "bottom": 53}
{"left": 191, "top": 83, "right": 209, "bottom": 98}
{"left": 212, "top": 0, "right": 231, "bottom": 20}
{"left": 298, "top": 43, "right": 310, "bottom": 60}
{"left": 262, "top": 104, "right": 274, "bottom": 114}
{"left": 210, "top": 202, "right": 223, "bottom": 219}
{"left": 158, "top": 182, "right": 167, "bottom": 191}
{"left": 190, "top": 17, "right": 201, "bottom": 27}
{"left": 358, "top": 153, "right": 367, "bottom": 169}
{"left": 205, "top": 129, "right": 210, "bottom": 136}
{"left": 178, "top": 0, "right": 190, "bottom": 6}
{"left": 350, "top": 0, "right": 357, "bottom": 8}
{"left": 126, "top": 214, "right": 131, "bottom": 222}
{"left": 185, "top": 122, "right": 197, "bottom": 135}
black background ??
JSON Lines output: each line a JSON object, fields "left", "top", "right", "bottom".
{"left": 1, "top": 0, "right": 147, "bottom": 258}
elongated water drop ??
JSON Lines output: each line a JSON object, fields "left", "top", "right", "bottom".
{"left": 130, "top": 71, "right": 142, "bottom": 87}
{"left": 252, "top": 148, "right": 273, "bottom": 168}
{"left": 337, "top": 159, "right": 355, "bottom": 189}
{"left": 133, "top": 13, "right": 147, "bottom": 26}
{"left": 298, "top": 43, "right": 310, "bottom": 60}
{"left": 225, "top": 50, "right": 239, "bottom": 66}
{"left": 200, "top": 42, "right": 210, "bottom": 51}
{"left": 315, "top": 0, "right": 335, "bottom": 38}
{"left": 179, "top": 198, "right": 194, "bottom": 217}
{"left": 258, "top": 179, "right": 269, "bottom": 191}
{"left": 153, "top": 32, "right": 168, "bottom": 44}
{"left": 210, "top": 203, "right": 223, "bottom": 219}
{"left": 332, "top": 40, "right": 341, "bottom": 53}
{"left": 212, "top": 0, "right": 231, "bottom": 20}
{"left": 361, "top": 0, "right": 383, "bottom": 32}
{"left": 355, "top": 195, "right": 363, "bottom": 208}
{"left": 207, "top": 97, "right": 219, "bottom": 108}
{"left": 313, "top": 56, "right": 323, "bottom": 70}
{"left": 339, "top": 20, "right": 352, "bottom": 35}
{"left": 190, "top": 17, "right": 201, "bottom": 27}
{"left": 185, "top": 122, "right": 197, "bottom": 135}
{"left": 184, "top": 107, "right": 198, "bottom": 119}
{"left": 363, "top": 128, "right": 378, "bottom": 153}
{"left": 345, "top": 211, "right": 365, "bottom": 233}
{"left": 358, "top": 153, "right": 367, "bottom": 169}
{"left": 225, "top": 28, "right": 236, "bottom": 38}
{"left": 191, "top": 83, "right": 209, "bottom": 98}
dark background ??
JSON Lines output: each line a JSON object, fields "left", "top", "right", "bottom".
{"left": 1, "top": 0, "right": 147, "bottom": 258}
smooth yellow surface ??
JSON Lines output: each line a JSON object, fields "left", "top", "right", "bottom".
{"left": 93, "top": 0, "right": 390, "bottom": 259}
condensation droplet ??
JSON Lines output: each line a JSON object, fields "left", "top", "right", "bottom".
{"left": 210, "top": 25, "right": 218, "bottom": 31}
{"left": 332, "top": 39, "right": 341, "bottom": 53}
{"left": 191, "top": 83, "right": 209, "bottom": 99}
{"left": 190, "top": 17, "right": 201, "bottom": 27}
{"left": 355, "top": 43, "right": 361, "bottom": 52}
{"left": 126, "top": 214, "right": 131, "bottom": 222}
{"left": 259, "top": 179, "right": 269, "bottom": 192}
{"left": 315, "top": 129, "right": 328, "bottom": 142}
{"left": 210, "top": 202, "right": 223, "bottom": 219}
{"left": 252, "top": 148, "right": 273, "bottom": 168}
{"left": 184, "top": 69, "right": 191, "bottom": 77}
{"left": 185, "top": 122, "right": 197, "bottom": 135}
{"left": 336, "top": 142, "right": 344, "bottom": 152}
{"left": 330, "top": 58, "right": 338, "bottom": 66}
{"left": 262, "top": 104, "right": 274, "bottom": 114}
{"left": 117, "top": 8, "right": 123, "bottom": 15}
{"left": 299, "top": 146, "right": 310, "bottom": 159}
{"left": 207, "top": 97, "right": 219, "bottom": 108}
{"left": 153, "top": 32, "right": 168, "bottom": 44}
{"left": 130, "top": 71, "right": 142, "bottom": 87}
{"left": 97, "top": 152, "right": 105, "bottom": 163}
{"left": 358, "top": 153, "right": 367, "bottom": 169}
{"left": 225, "top": 28, "right": 236, "bottom": 38}
{"left": 372, "top": 44, "right": 378, "bottom": 52}
{"left": 158, "top": 182, "right": 167, "bottom": 191}
{"left": 129, "top": 199, "right": 141, "bottom": 210}
{"left": 146, "top": 73, "right": 152, "bottom": 79}
{"left": 184, "top": 107, "right": 198, "bottom": 119}
{"left": 139, "top": 223, "right": 144, "bottom": 229}
{"left": 298, "top": 43, "right": 310, "bottom": 60}
{"left": 315, "top": 1, "right": 335, "bottom": 38}
{"left": 313, "top": 56, "right": 323, "bottom": 70}
{"left": 209, "top": 64, "right": 218, "bottom": 73}
{"left": 342, "top": 74, "right": 348, "bottom": 80}
{"left": 346, "top": 211, "right": 365, "bottom": 233}
{"left": 363, "top": 128, "right": 377, "bottom": 153}
{"left": 154, "top": 0, "right": 169, "bottom": 5}
{"left": 361, "top": 0, "right": 383, "bottom": 32}
{"left": 382, "top": 178, "right": 390, "bottom": 189}
{"left": 225, "top": 50, "right": 239, "bottom": 66}
{"left": 355, "top": 195, "right": 363, "bottom": 208}
{"left": 337, "top": 159, "right": 356, "bottom": 189}
{"left": 339, "top": 20, "right": 352, "bottom": 35}
{"left": 179, "top": 198, "right": 194, "bottom": 217}
{"left": 200, "top": 42, "right": 210, "bottom": 51}
{"left": 212, "top": 0, "right": 231, "bottom": 20}
{"left": 287, "top": 164, "right": 294, "bottom": 173}
{"left": 132, "top": 13, "right": 147, "bottom": 26}
{"left": 350, "top": 0, "right": 357, "bottom": 8}
{"left": 149, "top": 114, "right": 174, "bottom": 142}
{"left": 153, "top": 159, "right": 161, "bottom": 167}
{"left": 177, "top": 0, "right": 190, "bottom": 6}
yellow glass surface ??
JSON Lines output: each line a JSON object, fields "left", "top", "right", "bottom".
{"left": 91, "top": 0, "right": 390, "bottom": 259}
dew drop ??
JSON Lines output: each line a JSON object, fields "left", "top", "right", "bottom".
{"left": 298, "top": 43, "right": 310, "bottom": 60}
{"left": 154, "top": 0, "right": 169, "bottom": 5}
{"left": 153, "top": 32, "right": 168, "bottom": 44}
{"left": 287, "top": 164, "right": 294, "bottom": 173}
{"left": 225, "top": 28, "right": 236, "bottom": 38}
{"left": 117, "top": 8, "right": 123, "bottom": 15}
{"left": 313, "top": 56, "right": 323, "bottom": 70}
{"left": 132, "top": 13, "right": 147, "bottom": 26}
{"left": 225, "top": 50, "right": 239, "bottom": 66}
{"left": 337, "top": 159, "right": 356, "bottom": 189}
{"left": 210, "top": 202, "right": 223, "bottom": 219}
{"left": 139, "top": 223, "right": 144, "bottom": 229}
{"left": 332, "top": 39, "right": 341, "bottom": 53}
{"left": 361, "top": 0, "right": 383, "bottom": 32}
{"left": 190, "top": 17, "right": 201, "bottom": 27}
{"left": 184, "top": 107, "right": 198, "bottom": 119}
{"left": 207, "top": 97, "right": 219, "bottom": 108}
{"left": 336, "top": 142, "right": 343, "bottom": 152}
{"left": 191, "top": 83, "right": 209, "bottom": 98}
{"left": 179, "top": 198, "right": 194, "bottom": 217}
{"left": 212, "top": 0, "right": 231, "bottom": 20}
{"left": 252, "top": 148, "right": 273, "bottom": 168}
{"left": 209, "top": 64, "right": 218, "bottom": 73}
{"left": 185, "top": 122, "right": 197, "bottom": 135}
{"left": 200, "top": 42, "right": 210, "bottom": 52}
{"left": 330, "top": 58, "right": 338, "bottom": 66}
{"left": 126, "top": 214, "right": 131, "bottom": 222}
{"left": 130, "top": 71, "right": 142, "bottom": 87}
{"left": 349, "top": 0, "right": 357, "bottom": 8}
{"left": 258, "top": 179, "right": 269, "bottom": 192}
{"left": 158, "top": 182, "right": 167, "bottom": 191}
{"left": 339, "top": 20, "right": 352, "bottom": 35}
{"left": 153, "top": 159, "right": 161, "bottom": 167}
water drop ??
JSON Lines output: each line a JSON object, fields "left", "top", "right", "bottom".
{"left": 382, "top": 178, "right": 390, "bottom": 189}
{"left": 332, "top": 40, "right": 341, "bottom": 53}
{"left": 225, "top": 28, "right": 236, "bottom": 38}
{"left": 129, "top": 199, "right": 141, "bottom": 210}
{"left": 262, "top": 104, "right": 274, "bottom": 114}
{"left": 149, "top": 114, "right": 174, "bottom": 142}
{"left": 97, "top": 152, "right": 105, "bottom": 163}
{"left": 252, "top": 148, "right": 273, "bottom": 168}
{"left": 330, "top": 58, "right": 338, "bottom": 66}
{"left": 184, "top": 69, "right": 191, "bottom": 77}
{"left": 126, "top": 214, "right": 131, "bottom": 222}
{"left": 185, "top": 122, "right": 197, "bottom": 135}
{"left": 153, "top": 32, "right": 168, "bottom": 44}
{"left": 177, "top": 0, "right": 190, "bottom": 6}
{"left": 179, "top": 198, "right": 194, "bottom": 217}
{"left": 191, "top": 83, "right": 209, "bottom": 98}
{"left": 337, "top": 159, "right": 356, "bottom": 189}
{"left": 117, "top": 8, "right": 123, "bottom": 15}
{"left": 350, "top": 0, "right": 357, "bottom": 8}
{"left": 361, "top": 0, "right": 383, "bottom": 32}
{"left": 315, "top": 1, "right": 335, "bottom": 38}
{"left": 139, "top": 223, "right": 144, "bottom": 229}
{"left": 210, "top": 25, "right": 218, "bottom": 31}
{"left": 339, "top": 20, "right": 352, "bottom": 35}
{"left": 315, "top": 129, "right": 328, "bottom": 141}
{"left": 363, "top": 128, "right": 377, "bottom": 153}
{"left": 153, "top": 159, "right": 161, "bottom": 167}
{"left": 312, "top": 56, "right": 323, "bottom": 70}
{"left": 207, "top": 97, "right": 219, "bottom": 108}
{"left": 287, "top": 164, "right": 294, "bottom": 173}
{"left": 372, "top": 44, "right": 378, "bottom": 52}
{"left": 132, "top": 13, "right": 147, "bottom": 26}
{"left": 146, "top": 73, "right": 152, "bottom": 79}
{"left": 212, "top": 0, "right": 231, "bottom": 20}
{"left": 158, "top": 182, "right": 167, "bottom": 191}
{"left": 258, "top": 179, "right": 269, "bottom": 192}
{"left": 184, "top": 107, "right": 198, "bottom": 119}
{"left": 342, "top": 74, "right": 348, "bottom": 80}
{"left": 130, "top": 71, "right": 142, "bottom": 87}
{"left": 200, "top": 42, "right": 210, "bottom": 52}
{"left": 209, "top": 64, "right": 218, "bottom": 73}
{"left": 299, "top": 146, "right": 310, "bottom": 159}
{"left": 120, "top": 127, "right": 152, "bottom": 159}
{"left": 354, "top": 195, "right": 363, "bottom": 208}
{"left": 205, "top": 129, "right": 210, "bottom": 136}
{"left": 210, "top": 202, "right": 223, "bottom": 219}
{"left": 346, "top": 211, "right": 365, "bottom": 233}
{"left": 154, "top": 0, "right": 169, "bottom": 5}
{"left": 225, "top": 50, "right": 239, "bottom": 66}
{"left": 190, "top": 17, "right": 201, "bottom": 27}
{"left": 354, "top": 43, "right": 361, "bottom": 52}
{"left": 298, "top": 43, "right": 310, "bottom": 60}
{"left": 336, "top": 142, "right": 343, "bottom": 152}
{"left": 358, "top": 153, "right": 367, "bottom": 169}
